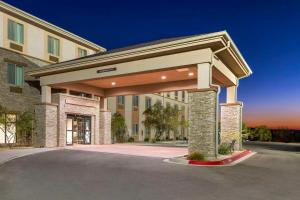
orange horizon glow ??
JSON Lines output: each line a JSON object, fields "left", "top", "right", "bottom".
{"left": 243, "top": 111, "right": 300, "bottom": 130}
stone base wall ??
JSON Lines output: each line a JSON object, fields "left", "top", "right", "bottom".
{"left": 188, "top": 89, "right": 218, "bottom": 159}
{"left": 0, "top": 48, "right": 48, "bottom": 112}
{"left": 100, "top": 110, "right": 112, "bottom": 144}
{"left": 220, "top": 103, "right": 243, "bottom": 150}
{"left": 34, "top": 103, "right": 58, "bottom": 147}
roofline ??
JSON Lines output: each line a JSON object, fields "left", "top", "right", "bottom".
{"left": 28, "top": 31, "right": 252, "bottom": 78}
{"left": 0, "top": 1, "right": 106, "bottom": 52}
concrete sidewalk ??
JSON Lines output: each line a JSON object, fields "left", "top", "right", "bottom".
{"left": 0, "top": 147, "right": 58, "bottom": 165}
{"left": 66, "top": 144, "right": 188, "bottom": 158}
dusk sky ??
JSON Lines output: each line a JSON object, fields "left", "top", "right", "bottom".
{"left": 4, "top": 0, "right": 300, "bottom": 129}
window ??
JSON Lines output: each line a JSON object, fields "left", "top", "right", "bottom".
{"left": 174, "top": 91, "right": 178, "bottom": 100}
{"left": 133, "top": 96, "right": 139, "bottom": 110}
{"left": 132, "top": 124, "right": 139, "bottom": 135}
{"left": 8, "top": 19, "right": 24, "bottom": 44}
{"left": 117, "top": 96, "right": 125, "bottom": 105}
{"left": 7, "top": 63, "right": 24, "bottom": 87}
{"left": 166, "top": 102, "right": 171, "bottom": 108}
{"left": 69, "top": 90, "right": 92, "bottom": 98}
{"left": 48, "top": 36, "right": 60, "bottom": 56}
{"left": 78, "top": 48, "right": 87, "bottom": 57}
{"left": 0, "top": 114, "right": 17, "bottom": 144}
{"left": 167, "top": 92, "right": 170, "bottom": 98}
{"left": 145, "top": 97, "right": 152, "bottom": 109}
{"left": 182, "top": 91, "right": 185, "bottom": 101}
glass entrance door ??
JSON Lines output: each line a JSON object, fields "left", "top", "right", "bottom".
{"left": 66, "top": 115, "right": 91, "bottom": 145}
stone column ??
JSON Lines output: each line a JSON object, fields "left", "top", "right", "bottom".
{"left": 188, "top": 88, "right": 218, "bottom": 159}
{"left": 220, "top": 102, "right": 243, "bottom": 150}
{"left": 99, "top": 110, "right": 112, "bottom": 144}
{"left": 34, "top": 103, "right": 58, "bottom": 147}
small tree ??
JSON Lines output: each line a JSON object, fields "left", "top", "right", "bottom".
{"left": 111, "top": 112, "right": 127, "bottom": 143}
{"left": 255, "top": 126, "right": 272, "bottom": 141}
{"left": 16, "top": 110, "right": 35, "bottom": 146}
{"left": 143, "top": 103, "right": 188, "bottom": 140}
{"left": 143, "top": 102, "right": 165, "bottom": 139}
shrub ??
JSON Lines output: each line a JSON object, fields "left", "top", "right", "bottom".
{"left": 187, "top": 152, "right": 205, "bottom": 161}
{"left": 218, "top": 144, "right": 231, "bottom": 155}
{"left": 144, "top": 137, "right": 149, "bottom": 142}
{"left": 151, "top": 138, "right": 156, "bottom": 143}
{"left": 128, "top": 137, "right": 134, "bottom": 143}
{"left": 155, "top": 137, "right": 161, "bottom": 142}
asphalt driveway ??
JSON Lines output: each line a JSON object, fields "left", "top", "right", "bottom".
{"left": 0, "top": 142, "right": 299, "bottom": 200}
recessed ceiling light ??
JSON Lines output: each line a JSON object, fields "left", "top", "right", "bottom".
{"left": 111, "top": 82, "right": 116, "bottom": 86}
{"left": 176, "top": 68, "right": 189, "bottom": 72}
{"left": 188, "top": 72, "right": 194, "bottom": 76}
{"left": 161, "top": 76, "right": 167, "bottom": 80}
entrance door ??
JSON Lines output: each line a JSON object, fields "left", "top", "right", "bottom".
{"left": 66, "top": 115, "right": 91, "bottom": 145}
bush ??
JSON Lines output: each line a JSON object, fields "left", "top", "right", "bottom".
{"left": 144, "top": 137, "right": 149, "bottom": 142}
{"left": 218, "top": 144, "right": 231, "bottom": 155}
{"left": 151, "top": 138, "right": 156, "bottom": 143}
{"left": 187, "top": 152, "right": 205, "bottom": 161}
{"left": 128, "top": 137, "right": 134, "bottom": 143}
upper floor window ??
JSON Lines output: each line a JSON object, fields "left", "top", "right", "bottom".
{"left": 117, "top": 96, "right": 125, "bottom": 105}
{"left": 7, "top": 63, "right": 24, "bottom": 87}
{"left": 182, "top": 91, "right": 185, "bottom": 101}
{"left": 133, "top": 96, "right": 139, "bottom": 110}
{"left": 145, "top": 97, "right": 152, "bottom": 109}
{"left": 78, "top": 48, "right": 87, "bottom": 58}
{"left": 8, "top": 20, "right": 24, "bottom": 44}
{"left": 48, "top": 36, "right": 60, "bottom": 57}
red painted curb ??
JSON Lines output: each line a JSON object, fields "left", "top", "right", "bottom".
{"left": 188, "top": 150, "right": 252, "bottom": 166}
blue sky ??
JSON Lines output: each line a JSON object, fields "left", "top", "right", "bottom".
{"left": 4, "top": 0, "right": 300, "bottom": 128}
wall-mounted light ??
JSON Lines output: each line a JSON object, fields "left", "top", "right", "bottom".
{"left": 188, "top": 72, "right": 194, "bottom": 76}
{"left": 111, "top": 82, "right": 116, "bottom": 86}
{"left": 161, "top": 76, "right": 167, "bottom": 80}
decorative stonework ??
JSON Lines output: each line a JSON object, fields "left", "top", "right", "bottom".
{"left": 188, "top": 89, "right": 218, "bottom": 159}
{"left": 52, "top": 94, "right": 100, "bottom": 147}
{"left": 34, "top": 103, "right": 58, "bottom": 147}
{"left": 100, "top": 110, "right": 112, "bottom": 144}
{"left": 220, "top": 103, "right": 243, "bottom": 150}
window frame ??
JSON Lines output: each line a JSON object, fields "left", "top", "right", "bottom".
{"left": 145, "top": 97, "right": 152, "bottom": 109}
{"left": 7, "top": 19, "right": 24, "bottom": 45}
{"left": 78, "top": 48, "right": 88, "bottom": 58}
{"left": 47, "top": 35, "right": 60, "bottom": 57}
{"left": 133, "top": 96, "right": 139, "bottom": 110}
{"left": 0, "top": 113, "right": 17, "bottom": 144}
{"left": 7, "top": 63, "right": 24, "bottom": 87}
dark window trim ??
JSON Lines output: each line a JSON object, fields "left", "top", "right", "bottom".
{"left": 4, "top": 58, "right": 28, "bottom": 67}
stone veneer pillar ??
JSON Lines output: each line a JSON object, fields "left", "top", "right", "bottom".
{"left": 34, "top": 103, "right": 58, "bottom": 147}
{"left": 99, "top": 110, "right": 112, "bottom": 144}
{"left": 220, "top": 102, "right": 243, "bottom": 150}
{"left": 188, "top": 89, "right": 218, "bottom": 159}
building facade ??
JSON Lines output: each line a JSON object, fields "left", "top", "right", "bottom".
{"left": 0, "top": 1, "right": 187, "bottom": 145}
{"left": 0, "top": 1, "right": 104, "bottom": 144}
{"left": 108, "top": 91, "right": 189, "bottom": 141}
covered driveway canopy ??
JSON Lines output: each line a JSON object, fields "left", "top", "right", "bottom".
{"left": 28, "top": 31, "right": 252, "bottom": 159}
{"left": 28, "top": 31, "right": 251, "bottom": 98}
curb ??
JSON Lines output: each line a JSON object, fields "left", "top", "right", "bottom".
{"left": 188, "top": 150, "right": 253, "bottom": 166}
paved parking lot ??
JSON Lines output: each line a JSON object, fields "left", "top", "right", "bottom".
{"left": 0, "top": 142, "right": 299, "bottom": 200}
{"left": 65, "top": 143, "right": 188, "bottom": 158}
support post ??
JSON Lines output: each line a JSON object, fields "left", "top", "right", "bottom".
{"left": 100, "top": 97, "right": 111, "bottom": 144}
{"left": 188, "top": 88, "right": 218, "bottom": 159}
{"left": 41, "top": 86, "right": 51, "bottom": 103}
{"left": 220, "top": 85, "right": 243, "bottom": 150}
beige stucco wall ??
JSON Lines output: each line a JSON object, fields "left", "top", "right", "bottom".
{"left": 124, "top": 95, "right": 133, "bottom": 136}
{"left": 62, "top": 39, "right": 76, "bottom": 61}
{"left": 0, "top": 10, "right": 98, "bottom": 62}
{"left": 27, "top": 24, "right": 44, "bottom": 59}
{"left": 0, "top": 12, "right": 3, "bottom": 47}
